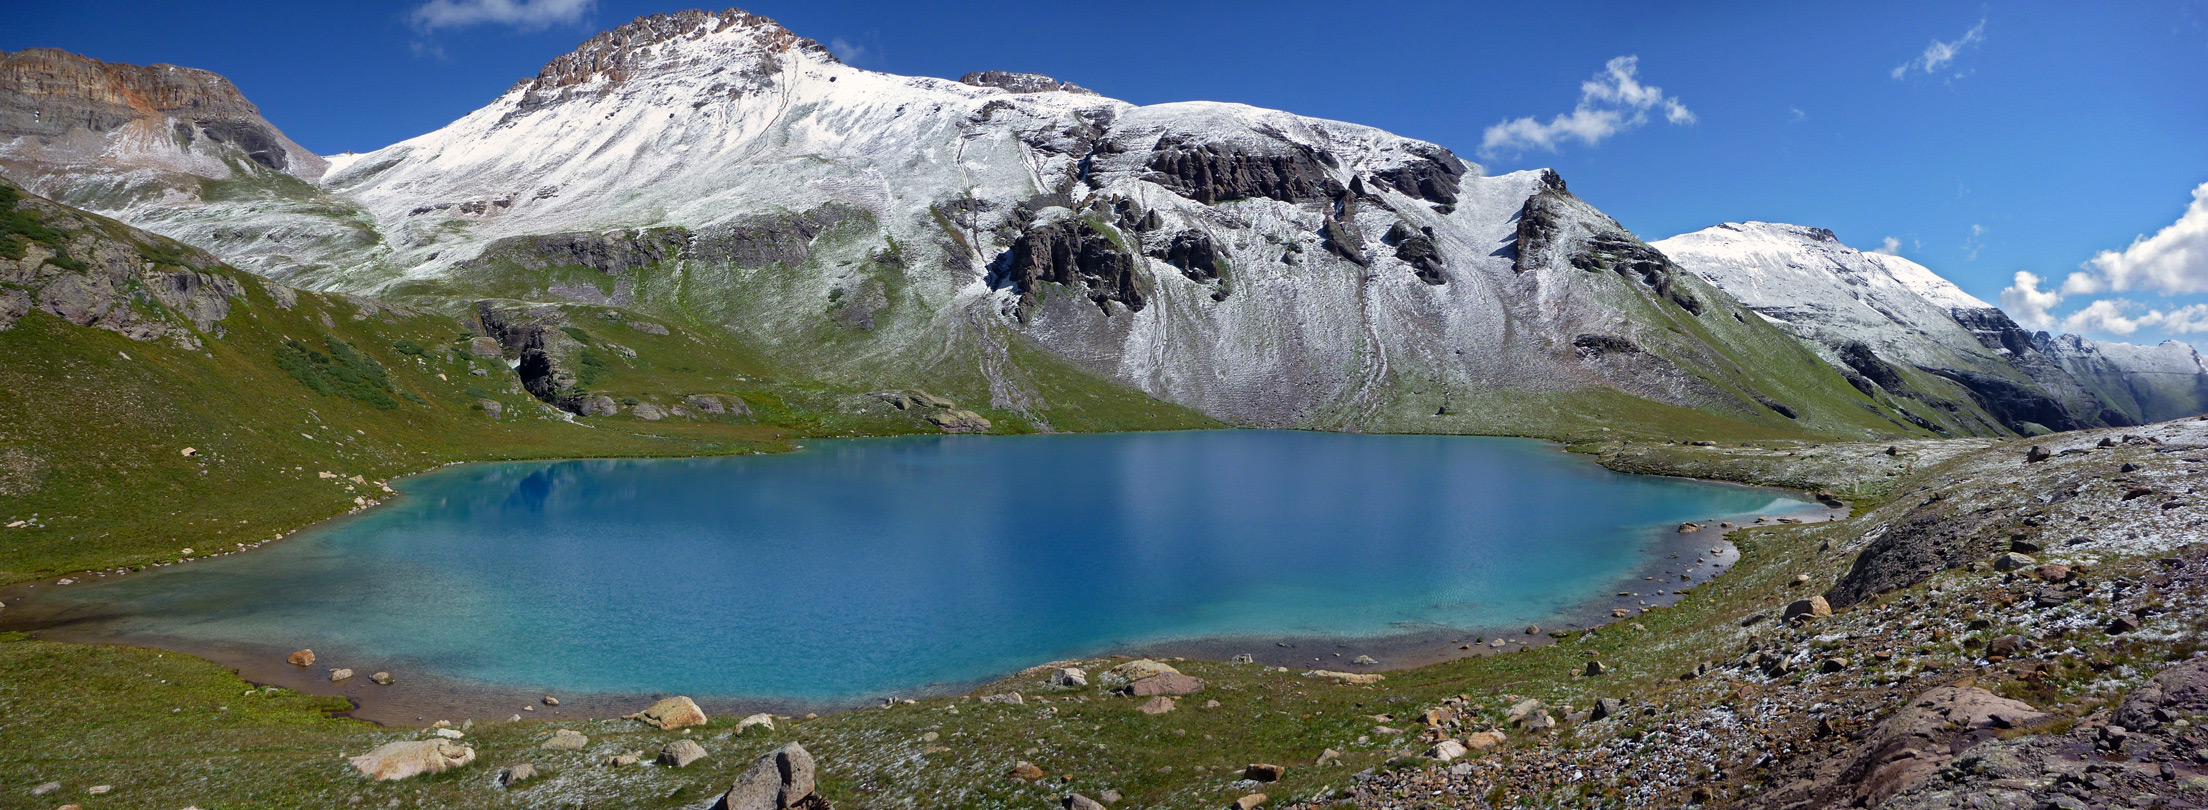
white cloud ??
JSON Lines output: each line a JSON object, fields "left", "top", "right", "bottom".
{"left": 2059, "top": 299, "right": 2146, "bottom": 336}
{"left": 1479, "top": 56, "right": 1694, "bottom": 159}
{"left": 1963, "top": 223, "right": 1987, "bottom": 261}
{"left": 827, "top": 37, "right": 869, "bottom": 65}
{"left": 1787, "top": 107, "right": 1808, "bottom": 123}
{"left": 2080, "top": 180, "right": 2208, "bottom": 295}
{"left": 2056, "top": 300, "right": 2208, "bottom": 337}
{"left": 1999, "top": 271, "right": 2062, "bottom": 330}
{"left": 1870, "top": 236, "right": 1902, "bottom": 256}
{"left": 1893, "top": 18, "right": 1987, "bottom": 79}
{"left": 410, "top": 0, "right": 594, "bottom": 32}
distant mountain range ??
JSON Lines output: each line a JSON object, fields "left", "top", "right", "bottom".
{"left": 3, "top": 8, "right": 2200, "bottom": 437}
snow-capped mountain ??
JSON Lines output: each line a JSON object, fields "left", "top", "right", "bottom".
{"left": 1654, "top": 222, "right": 2127, "bottom": 434}
{"left": 0, "top": 10, "right": 1959, "bottom": 437}
{"left": 2033, "top": 334, "right": 2208, "bottom": 424}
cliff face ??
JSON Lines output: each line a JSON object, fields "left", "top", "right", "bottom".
{"left": 0, "top": 48, "right": 323, "bottom": 178}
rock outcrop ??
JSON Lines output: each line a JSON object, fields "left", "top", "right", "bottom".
{"left": 348, "top": 739, "right": 475, "bottom": 781}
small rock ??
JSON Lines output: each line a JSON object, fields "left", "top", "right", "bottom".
{"left": 1101, "top": 788, "right": 1122, "bottom": 803}
{"left": 1993, "top": 552, "right": 2037, "bottom": 572}
{"left": 605, "top": 750, "right": 645, "bottom": 767}
{"left": 735, "top": 712, "right": 775, "bottom": 733}
{"left": 1350, "top": 655, "right": 1379, "bottom": 666}
{"left": 1316, "top": 748, "right": 1342, "bottom": 766}
{"left": 498, "top": 763, "right": 537, "bottom": 786}
{"left": 2110, "top": 615, "right": 2144, "bottom": 634}
{"left": 711, "top": 742, "right": 820, "bottom": 810}
{"left": 980, "top": 692, "right": 1025, "bottom": 705}
{"left": 659, "top": 739, "right": 709, "bottom": 768}
{"left": 1231, "top": 654, "right": 1254, "bottom": 664}
{"left": 1232, "top": 793, "right": 1267, "bottom": 809}
{"left": 2026, "top": 445, "right": 2051, "bottom": 463}
{"left": 626, "top": 696, "right": 707, "bottom": 729}
{"left": 2123, "top": 486, "right": 2156, "bottom": 501}
{"left": 1050, "top": 667, "right": 1088, "bottom": 688}
{"left": 1137, "top": 696, "right": 1176, "bottom": 715}
{"left": 1111, "top": 659, "right": 1181, "bottom": 681}
{"left": 329, "top": 668, "right": 354, "bottom": 682}
{"left": 1244, "top": 763, "right": 1284, "bottom": 782}
{"left": 540, "top": 729, "right": 588, "bottom": 750}
{"left": 542, "top": 695, "right": 559, "bottom": 706}
{"left": 1303, "top": 670, "right": 1384, "bottom": 684}
{"left": 1585, "top": 660, "right": 1608, "bottom": 676}
{"left": 1010, "top": 760, "right": 1045, "bottom": 781}
{"left": 370, "top": 672, "right": 393, "bottom": 685}
{"left": 2036, "top": 564, "right": 2072, "bottom": 582}
{"left": 433, "top": 727, "right": 464, "bottom": 739}
{"left": 1064, "top": 794, "right": 1106, "bottom": 810}
{"left": 87, "top": 785, "right": 111, "bottom": 795}
{"left": 1465, "top": 730, "right": 1507, "bottom": 749}
{"left": 1426, "top": 739, "right": 1469, "bottom": 761}
{"left": 32, "top": 782, "right": 60, "bottom": 795}
{"left": 288, "top": 649, "right": 316, "bottom": 667}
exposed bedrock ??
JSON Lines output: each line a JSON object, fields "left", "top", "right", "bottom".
{"left": 990, "top": 216, "right": 1144, "bottom": 318}
{"left": 1922, "top": 367, "right": 2088, "bottom": 433}
{"left": 1141, "top": 134, "right": 1344, "bottom": 205}
{"left": 474, "top": 301, "right": 586, "bottom": 413}
{"left": 959, "top": 70, "right": 1096, "bottom": 95}
{"left": 1382, "top": 221, "right": 1445, "bottom": 285}
{"left": 1365, "top": 142, "right": 1468, "bottom": 207}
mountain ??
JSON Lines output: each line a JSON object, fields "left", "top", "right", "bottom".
{"left": 0, "top": 48, "right": 381, "bottom": 279}
{"left": 2032, "top": 333, "right": 2208, "bottom": 423}
{"left": 0, "top": 10, "right": 1941, "bottom": 440}
{"left": 1653, "top": 222, "right": 2129, "bottom": 435}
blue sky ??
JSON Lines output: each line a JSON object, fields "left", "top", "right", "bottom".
{"left": 5, "top": 1, "right": 2206, "bottom": 345}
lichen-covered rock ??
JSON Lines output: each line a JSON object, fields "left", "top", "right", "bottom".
{"left": 626, "top": 695, "right": 707, "bottom": 729}
{"left": 348, "top": 739, "right": 475, "bottom": 781}
{"left": 712, "top": 742, "right": 827, "bottom": 810}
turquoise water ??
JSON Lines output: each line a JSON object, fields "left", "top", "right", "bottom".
{"left": 32, "top": 431, "right": 1803, "bottom": 701}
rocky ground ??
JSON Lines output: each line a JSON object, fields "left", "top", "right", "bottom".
{"left": 1292, "top": 418, "right": 2208, "bottom": 809}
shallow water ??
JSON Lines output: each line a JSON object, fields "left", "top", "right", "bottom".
{"left": 27, "top": 431, "right": 1807, "bottom": 701}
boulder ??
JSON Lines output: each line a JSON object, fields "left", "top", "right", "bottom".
{"left": 1049, "top": 667, "right": 1088, "bottom": 688}
{"left": 659, "top": 739, "right": 709, "bottom": 768}
{"left": 287, "top": 649, "right": 315, "bottom": 667}
{"left": 1010, "top": 760, "right": 1045, "bottom": 780}
{"left": 1584, "top": 661, "right": 1608, "bottom": 676}
{"left": 1303, "top": 670, "right": 1384, "bottom": 684}
{"left": 1243, "top": 763, "right": 1284, "bottom": 782}
{"left": 349, "top": 739, "right": 475, "bottom": 781}
{"left": 1137, "top": 696, "right": 1175, "bottom": 715}
{"left": 1232, "top": 793, "right": 1267, "bottom": 810}
{"left": 1783, "top": 596, "right": 1833, "bottom": 622}
{"left": 1830, "top": 686, "right": 2046, "bottom": 807}
{"left": 582, "top": 395, "right": 621, "bottom": 416}
{"left": 626, "top": 696, "right": 707, "bottom": 729}
{"left": 1111, "top": 659, "right": 1180, "bottom": 681}
{"left": 1992, "top": 552, "right": 2036, "bottom": 572}
{"left": 1064, "top": 794, "right": 1106, "bottom": 810}
{"left": 606, "top": 750, "right": 645, "bottom": 766}
{"left": 498, "top": 763, "right": 537, "bottom": 786}
{"left": 684, "top": 394, "right": 740, "bottom": 415}
{"left": 2025, "top": 445, "right": 2051, "bottom": 463}
{"left": 1591, "top": 698, "right": 1624, "bottom": 721}
{"left": 370, "top": 672, "right": 393, "bottom": 685}
{"left": 2114, "top": 658, "right": 2208, "bottom": 731}
{"left": 1504, "top": 699, "right": 1543, "bottom": 724}
{"left": 541, "top": 729, "right": 587, "bottom": 750}
{"left": 329, "top": 668, "right": 353, "bottom": 682}
{"left": 633, "top": 403, "right": 666, "bottom": 421}
{"left": 1127, "top": 672, "right": 1205, "bottom": 696}
{"left": 926, "top": 409, "right": 992, "bottom": 433}
{"left": 1426, "top": 739, "right": 1468, "bottom": 761}
{"left": 980, "top": 692, "right": 1024, "bottom": 705}
{"left": 478, "top": 399, "right": 503, "bottom": 418}
{"left": 542, "top": 695, "right": 559, "bottom": 706}
{"left": 736, "top": 712, "right": 776, "bottom": 733}
{"left": 467, "top": 336, "right": 503, "bottom": 359}
{"left": 2036, "top": 563, "right": 2072, "bottom": 582}
{"left": 1465, "top": 730, "right": 1507, "bottom": 749}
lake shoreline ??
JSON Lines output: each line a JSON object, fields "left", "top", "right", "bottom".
{"left": 0, "top": 431, "right": 1843, "bottom": 727}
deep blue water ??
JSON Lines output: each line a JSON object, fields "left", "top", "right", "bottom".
{"left": 37, "top": 431, "right": 1804, "bottom": 701}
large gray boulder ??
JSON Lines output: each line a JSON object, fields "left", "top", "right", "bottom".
{"left": 712, "top": 742, "right": 828, "bottom": 810}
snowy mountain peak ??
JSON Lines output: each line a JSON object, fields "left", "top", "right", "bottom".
{"left": 515, "top": 9, "right": 834, "bottom": 101}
